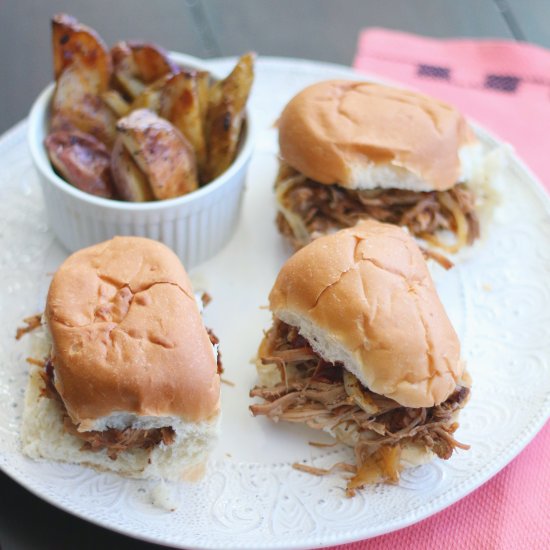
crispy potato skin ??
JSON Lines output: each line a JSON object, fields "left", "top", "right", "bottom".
{"left": 116, "top": 109, "right": 198, "bottom": 200}
{"left": 205, "top": 52, "right": 254, "bottom": 181}
{"left": 111, "top": 136, "right": 154, "bottom": 201}
{"left": 45, "top": 131, "right": 116, "bottom": 198}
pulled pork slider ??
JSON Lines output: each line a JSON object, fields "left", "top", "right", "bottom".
{"left": 275, "top": 80, "right": 483, "bottom": 255}
{"left": 21, "top": 237, "right": 220, "bottom": 480}
{"left": 250, "top": 220, "right": 470, "bottom": 493}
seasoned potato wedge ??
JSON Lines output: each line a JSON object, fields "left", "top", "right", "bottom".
{"left": 111, "top": 42, "right": 145, "bottom": 98}
{"left": 111, "top": 41, "right": 176, "bottom": 100}
{"left": 130, "top": 41, "right": 177, "bottom": 82}
{"left": 159, "top": 71, "right": 206, "bottom": 176}
{"left": 129, "top": 74, "right": 171, "bottom": 112}
{"left": 116, "top": 109, "right": 198, "bottom": 200}
{"left": 111, "top": 136, "right": 154, "bottom": 201}
{"left": 51, "top": 14, "right": 117, "bottom": 147}
{"left": 205, "top": 53, "right": 254, "bottom": 181}
{"left": 101, "top": 90, "right": 130, "bottom": 117}
{"left": 196, "top": 70, "right": 210, "bottom": 130}
{"left": 45, "top": 131, "right": 115, "bottom": 198}
{"left": 52, "top": 66, "right": 118, "bottom": 147}
{"left": 51, "top": 13, "right": 111, "bottom": 90}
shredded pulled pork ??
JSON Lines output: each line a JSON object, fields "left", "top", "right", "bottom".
{"left": 63, "top": 419, "right": 174, "bottom": 460}
{"left": 250, "top": 320, "right": 470, "bottom": 493}
{"left": 40, "top": 358, "right": 176, "bottom": 460}
{"left": 207, "top": 327, "right": 223, "bottom": 374}
{"left": 275, "top": 163, "right": 480, "bottom": 254}
{"left": 420, "top": 247, "right": 454, "bottom": 270}
{"left": 16, "top": 314, "right": 43, "bottom": 340}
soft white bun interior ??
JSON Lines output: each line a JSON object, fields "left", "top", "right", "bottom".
{"left": 345, "top": 141, "right": 483, "bottom": 193}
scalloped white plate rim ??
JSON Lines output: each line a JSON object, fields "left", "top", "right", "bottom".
{"left": 0, "top": 55, "right": 549, "bottom": 550}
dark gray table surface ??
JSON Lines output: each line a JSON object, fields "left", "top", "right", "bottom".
{"left": 0, "top": 1, "right": 547, "bottom": 548}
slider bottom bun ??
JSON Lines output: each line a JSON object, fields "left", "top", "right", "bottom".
{"left": 20, "top": 329, "right": 219, "bottom": 481}
{"left": 21, "top": 364, "right": 219, "bottom": 481}
{"left": 252, "top": 331, "right": 470, "bottom": 494}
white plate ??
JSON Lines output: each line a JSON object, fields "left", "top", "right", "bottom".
{"left": 1, "top": 57, "right": 550, "bottom": 550}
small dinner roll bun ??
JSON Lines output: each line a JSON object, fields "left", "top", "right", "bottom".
{"left": 268, "top": 220, "right": 462, "bottom": 408}
{"left": 21, "top": 236, "right": 220, "bottom": 480}
{"left": 278, "top": 80, "right": 477, "bottom": 192}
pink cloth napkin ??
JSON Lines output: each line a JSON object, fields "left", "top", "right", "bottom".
{"left": 322, "top": 29, "right": 550, "bottom": 549}
{"left": 331, "top": 423, "right": 549, "bottom": 549}
{"left": 354, "top": 28, "right": 550, "bottom": 191}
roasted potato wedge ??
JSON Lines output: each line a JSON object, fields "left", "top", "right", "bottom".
{"left": 205, "top": 53, "right": 254, "bottom": 181}
{"left": 111, "top": 41, "right": 176, "bottom": 100}
{"left": 159, "top": 71, "right": 206, "bottom": 176}
{"left": 196, "top": 70, "right": 210, "bottom": 129}
{"left": 111, "top": 42, "right": 145, "bottom": 98}
{"left": 129, "top": 74, "right": 171, "bottom": 112}
{"left": 130, "top": 41, "right": 177, "bottom": 82}
{"left": 101, "top": 90, "right": 130, "bottom": 117}
{"left": 45, "top": 131, "right": 116, "bottom": 198}
{"left": 111, "top": 136, "right": 154, "bottom": 201}
{"left": 52, "top": 66, "right": 118, "bottom": 147}
{"left": 116, "top": 109, "right": 198, "bottom": 200}
{"left": 51, "top": 14, "right": 117, "bottom": 147}
{"left": 51, "top": 13, "right": 111, "bottom": 90}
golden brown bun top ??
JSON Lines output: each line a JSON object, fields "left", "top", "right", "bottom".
{"left": 45, "top": 237, "right": 220, "bottom": 428}
{"left": 269, "top": 220, "right": 462, "bottom": 407}
{"left": 278, "top": 80, "right": 474, "bottom": 191}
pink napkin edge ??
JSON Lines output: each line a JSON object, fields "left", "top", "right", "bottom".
{"left": 357, "top": 27, "right": 550, "bottom": 57}
{"left": 328, "top": 419, "right": 550, "bottom": 549}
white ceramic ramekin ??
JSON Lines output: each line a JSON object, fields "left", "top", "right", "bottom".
{"left": 27, "top": 53, "right": 254, "bottom": 269}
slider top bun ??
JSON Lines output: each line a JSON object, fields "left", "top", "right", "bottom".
{"left": 269, "top": 220, "right": 462, "bottom": 408}
{"left": 45, "top": 237, "right": 220, "bottom": 430}
{"left": 278, "top": 80, "right": 475, "bottom": 192}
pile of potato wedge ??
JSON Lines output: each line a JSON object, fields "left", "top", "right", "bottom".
{"left": 45, "top": 13, "right": 254, "bottom": 201}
